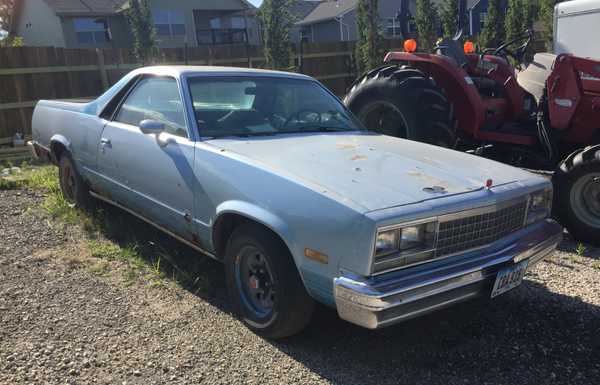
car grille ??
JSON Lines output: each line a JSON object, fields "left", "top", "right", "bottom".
{"left": 435, "top": 200, "right": 528, "bottom": 257}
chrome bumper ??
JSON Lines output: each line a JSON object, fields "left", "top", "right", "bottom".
{"left": 334, "top": 219, "right": 562, "bottom": 329}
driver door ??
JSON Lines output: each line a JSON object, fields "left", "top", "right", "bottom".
{"left": 96, "top": 75, "right": 196, "bottom": 238}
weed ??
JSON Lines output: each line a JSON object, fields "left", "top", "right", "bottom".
{"left": 88, "top": 240, "right": 123, "bottom": 261}
{"left": 576, "top": 243, "right": 586, "bottom": 256}
{"left": 592, "top": 260, "right": 600, "bottom": 271}
{"left": 88, "top": 260, "right": 111, "bottom": 276}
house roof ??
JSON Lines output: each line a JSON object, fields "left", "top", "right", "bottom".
{"left": 296, "top": 0, "right": 358, "bottom": 26}
{"left": 289, "top": 0, "right": 324, "bottom": 22}
{"left": 42, "top": 0, "right": 257, "bottom": 16}
{"left": 42, "top": 0, "right": 127, "bottom": 15}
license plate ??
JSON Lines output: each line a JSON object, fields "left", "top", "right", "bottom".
{"left": 491, "top": 260, "right": 529, "bottom": 298}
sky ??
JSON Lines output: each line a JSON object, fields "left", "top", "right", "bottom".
{"left": 248, "top": 0, "right": 263, "bottom": 6}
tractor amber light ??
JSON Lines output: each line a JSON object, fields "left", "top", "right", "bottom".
{"left": 464, "top": 40, "right": 475, "bottom": 54}
{"left": 404, "top": 39, "right": 417, "bottom": 53}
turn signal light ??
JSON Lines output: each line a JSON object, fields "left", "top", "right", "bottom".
{"left": 404, "top": 39, "right": 417, "bottom": 53}
{"left": 464, "top": 40, "right": 475, "bottom": 54}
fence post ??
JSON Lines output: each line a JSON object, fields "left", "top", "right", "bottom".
{"left": 96, "top": 48, "right": 109, "bottom": 91}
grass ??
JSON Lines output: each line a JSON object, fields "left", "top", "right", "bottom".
{"left": 3, "top": 163, "right": 212, "bottom": 292}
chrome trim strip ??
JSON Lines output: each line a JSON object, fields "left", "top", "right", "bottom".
{"left": 377, "top": 291, "right": 481, "bottom": 327}
{"left": 89, "top": 190, "right": 217, "bottom": 259}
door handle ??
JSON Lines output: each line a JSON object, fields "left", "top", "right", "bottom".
{"left": 100, "top": 138, "right": 111, "bottom": 145}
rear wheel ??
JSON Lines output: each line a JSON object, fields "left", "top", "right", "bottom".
{"left": 58, "top": 154, "right": 91, "bottom": 208}
{"left": 553, "top": 145, "right": 600, "bottom": 245}
{"left": 345, "top": 66, "right": 456, "bottom": 147}
{"left": 224, "top": 224, "right": 315, "bottom": 339}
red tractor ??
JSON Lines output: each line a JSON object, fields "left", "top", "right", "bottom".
{"left": 344, "top": 31, "right": 600, "bottom": 244}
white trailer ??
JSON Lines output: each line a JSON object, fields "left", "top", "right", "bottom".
{"left": 554, "top": 0, "right": 600, "bottom": 59}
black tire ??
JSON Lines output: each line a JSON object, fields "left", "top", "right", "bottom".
{"left": 552, "top": 145, "right": 600, "bottom": 245}
{"left": 58, "top": 153, "right": 92, "bottom": 208}
{"left": 224, "top": 224, "right": 315, "bottom": 339}
{"left": 345, "top": 66, "right": 456, "bottom": 148}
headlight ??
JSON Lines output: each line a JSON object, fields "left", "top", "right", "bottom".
{"left": 373, "top": 222, "right": 437, "bottom": 272}
{"left": 374, "top": 229, "right": 400, "bottom": 257}
{"left": 526, "top": 188, "right": 552, "bottom": 224}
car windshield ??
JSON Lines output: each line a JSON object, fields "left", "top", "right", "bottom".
{"left": 187, "top": 76, "right": 365, "bottom": 138}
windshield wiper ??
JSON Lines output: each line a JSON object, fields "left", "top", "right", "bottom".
{"left": 293, "top": 126, "right": 350, "bottom": 133}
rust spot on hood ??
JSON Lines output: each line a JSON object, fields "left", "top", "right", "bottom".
{"left": 351, "top": 154, "right": 367, "bottom": 161}
{"left": 336, "top": 143, "right": 358, "bottom": 149}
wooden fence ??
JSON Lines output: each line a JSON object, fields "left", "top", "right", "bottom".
{"left": 0, "top": 40, "right": 406, "bottom": 140}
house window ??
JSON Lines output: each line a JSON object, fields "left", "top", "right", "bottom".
{"left": 479, "top": 12, "right": 488, "bottom": 29}
{"left": 407, "top": 16, "right": 417, "bottom": 33}
{"left": 210, "top": 18, "right": 221, "bottom": 29}
{"left": 300, "top": 27, "right": 313, "bottom": 43}
{"left": 153, "top": 10, "right": 186, "bottom": 37}
{"left": 386, "top": 17, "right": 402, "bottom": 37}
{"left": 74, "top": 18, "right": 110, "bottom": 44}
{"left": 230, "top": 17, "right": 245, "bottom": 29}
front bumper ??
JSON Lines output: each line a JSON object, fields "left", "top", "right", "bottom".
{"left": 334, "top": 219, "right": 562, "bottom": 329}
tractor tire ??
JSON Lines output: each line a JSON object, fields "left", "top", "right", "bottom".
{"left": 552, "top": 145, "right": 600, "bottom": 245}
{"left": 344, "top": 66, "right": 456, "bottom": 148}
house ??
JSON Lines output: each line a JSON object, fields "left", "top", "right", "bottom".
{"left": 13, "top": 0, "right": 260, "bottom": 48}
{"left": 466, "top": 0, "right": 508, "bottom": 36}
{"left": 289, "top": 0, "right": 324, "bottom": 42}
{"left": 293, "top": 0, "right": 510, "bottom": 44}
{"left": 294, "top": 0, "right": 426, "bottom": 43}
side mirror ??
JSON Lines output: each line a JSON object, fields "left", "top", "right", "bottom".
{"left": 139, "top": 119, "right": 165, "bottom": 135}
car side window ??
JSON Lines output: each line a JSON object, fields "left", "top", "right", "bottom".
{"left": 115, "top": 76, "right": 188, "bottom": 138}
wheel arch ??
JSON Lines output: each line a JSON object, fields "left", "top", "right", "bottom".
{"left": 212, "top": 201, "right": 296, "bottom": 263}
{"left": 49, "top": 134, "right": 72, "bottom": 164}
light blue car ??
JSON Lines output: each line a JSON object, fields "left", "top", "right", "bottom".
{"left": 30, "top": 66, "right": 562, "bottom": 338}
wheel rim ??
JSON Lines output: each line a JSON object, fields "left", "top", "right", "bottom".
{"left": 359, "top": 101, "right": 409, "bottom": 138}
{"left": 570, "top": 172, "right": 600, "bottom": 228}
{"left": 234, "top": 246, "right": 276, "bottom": 319}
{"left": 61, "top": 161, "right": 76, "bottom": 201}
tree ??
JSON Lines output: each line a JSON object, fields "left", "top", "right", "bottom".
{"left": 355, "top": 0, "right": 383, "bottom": 72}
{"left": 259, "top": 0, "right": 294, "bottom": 70}
{"left": 505, "top": 0, "right": 524, "bottom": 44}
{"left": 415, "top": 0, "right": 439, "bottom": 52}
{"left": 479, "top": 0, "right": 504, "bottom": 49}
{"left": 539, "top": 0, "right": 560, "bottom": 50}
{"left": 126, "top": 0, "right": 158, "bottom": 64}
{"left": 0, "top": 0, "right": 23, "bottom": 47}
{"left": 440, "top": 0, "right": 459, "bottom": 38}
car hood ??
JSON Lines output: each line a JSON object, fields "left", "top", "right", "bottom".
{"left": 208, "top": 133, "right": 534, "bottom": 212}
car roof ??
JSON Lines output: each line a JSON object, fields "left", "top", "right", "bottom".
{"left": 131, "top": 66, "right": 314, "bottom": 80}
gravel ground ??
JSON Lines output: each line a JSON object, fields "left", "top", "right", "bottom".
{"left": 1, "top": 187, "right": 600, "bottom": 385}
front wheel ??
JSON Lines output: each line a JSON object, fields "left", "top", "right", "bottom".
{"left": 553, "top": 145, "right": 600, "bottom": 245}
{"left": 224, "top": 224, "right": 315, "bottom": 339}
